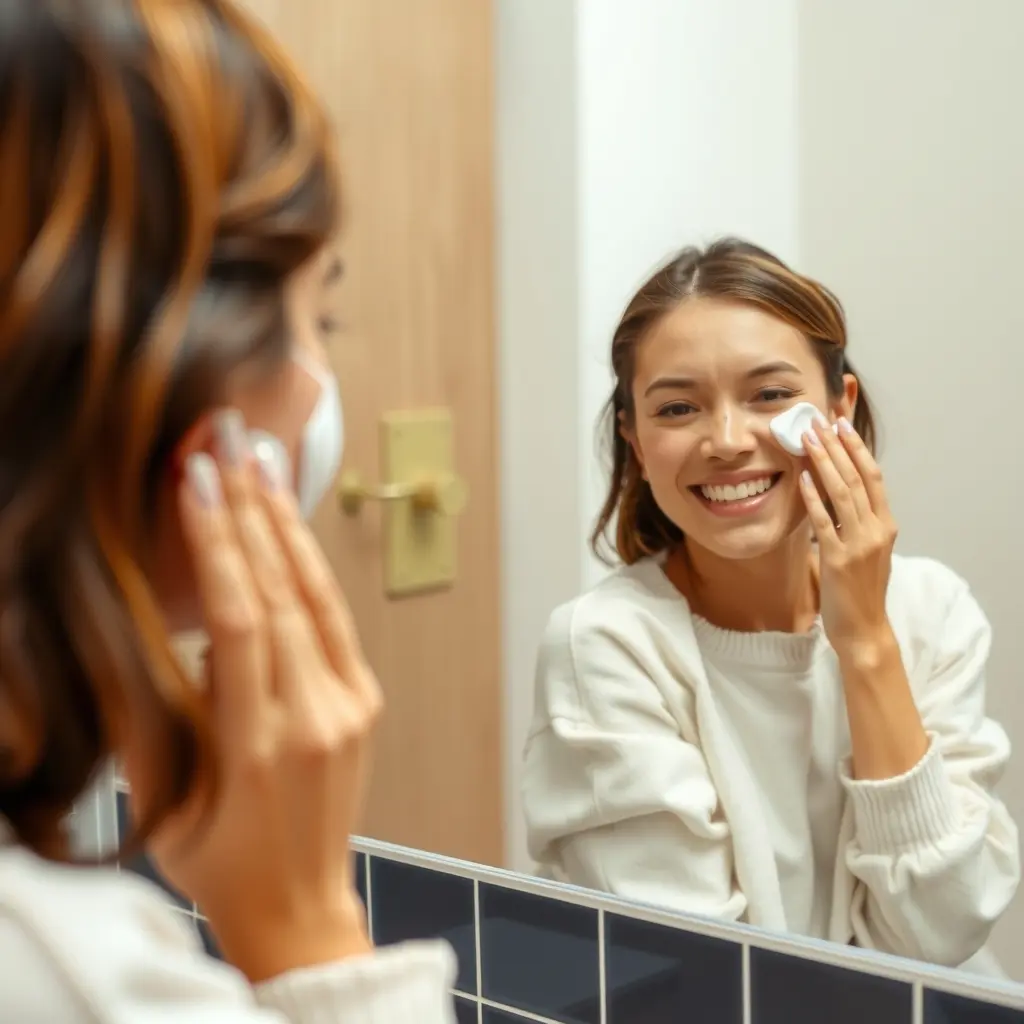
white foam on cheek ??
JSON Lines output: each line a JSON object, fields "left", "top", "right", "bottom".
{"left": 769, "top": 401, "right": 839, "bottom": 456}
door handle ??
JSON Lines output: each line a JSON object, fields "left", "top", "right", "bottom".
{"left": 337, "top": 408, "right": 465, "bottom": 596}
{"left": 338, "top": 470, "right": 468, "bottom": 517}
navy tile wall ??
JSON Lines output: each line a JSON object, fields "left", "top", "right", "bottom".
{"left": 197, "top": 918, "right": 222, "bottom": 961}
{"left": 114, "top": 791, "right": 193, "bottom": 911}
{"left": 480, "top": 883, "right": 600, "bottom": 1024}
{"left": 371, "top": 858, "right": 476, "bottom": 995}
{"left": 483, "top": 1009, "right": 535, "bottom": 1023}
{"left": 924, "top": 990, "right": 1024, "bottom": 1023}
{"left": 354, "top": 851, "right": 367, "bottom": 910}
{"left": 750, "top": 947, "right": 912, "bottom": 1024}
{"left": 453, "top": 996, "right": 478, "bottom": 1024}
{"left": 605, "top": 912, "right": 742, "bottom": 1024}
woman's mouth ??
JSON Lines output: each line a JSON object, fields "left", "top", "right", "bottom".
{"left": 689, "top": 473, "right": 783, "bottom": 517}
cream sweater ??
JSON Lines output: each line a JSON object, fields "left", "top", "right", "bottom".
{"left": 0, "top": 827, "right": 455, "bottom": 1023}
{"left": 523, "top": 555, "right": 1020, "bottom": 970}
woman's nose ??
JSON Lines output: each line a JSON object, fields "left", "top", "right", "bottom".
{"left": 704, "top": 408, "right": 757, "bottom": 459}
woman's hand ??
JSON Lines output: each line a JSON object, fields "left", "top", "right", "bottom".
{"left": 799, "top": 416, "right": 899, "bottom": 661}
{"left": 149, "top": 408, "right": 383, "bottom": 983}
{"left": 800, "top": 415, "right": 930, "bottom": 778}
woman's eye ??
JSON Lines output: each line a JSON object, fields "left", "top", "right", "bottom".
{"left": 657, "top": 401, "right": 696, "bottom": 419}
{"left": 757, "top": 388, "right": 795, "bottom": 403}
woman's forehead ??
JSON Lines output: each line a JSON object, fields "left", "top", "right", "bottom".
{"left": 636, "top": 298, "right": 816, "bottom": 382}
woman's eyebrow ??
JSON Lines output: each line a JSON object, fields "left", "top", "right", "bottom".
{"left": 644, "top": 361, "right": 803, "bottom": 397}
{"left": 746, "top": 360, "right": 801, "bottom": 379}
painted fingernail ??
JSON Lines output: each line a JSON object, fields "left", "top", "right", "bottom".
{"left": 801, "top": 470, "right": 813, "bottom": 487}
{"left": 213, "top": 409, "right": 248, "bottom": 466}
{"left": 252, "top": 434, "right": 290, "bottom": 491}
{"left": 803, "top": 429, "right": 821, "bottom": 447}
{"left": 838, "top": 416, "right": 855, "bottom": 435}
{"left": 186, "top": 453, "right": 222, "bottom": 506}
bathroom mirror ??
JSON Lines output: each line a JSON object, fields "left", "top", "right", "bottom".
{"left": 199, "top": 0, "right": 1024, "bottom": 986}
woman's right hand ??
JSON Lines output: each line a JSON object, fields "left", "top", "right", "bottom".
{"left": 150, "top": 408, "right": 383, "bottom": 983}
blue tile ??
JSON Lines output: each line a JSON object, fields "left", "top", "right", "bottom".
{"left": 115, "top": 791, "right": 192, "bottom": 911}
{"left": 483, "top": 1010, "right": 536, "bottom": 1023}
{"left": 750, "top": 948, "right": 912, "bottom": 1024}
{"left": 370, "top": 858, "right": 476, "bottom": 994}
{"left": 925, "top": 990, "right": 1024, "bottom": 1023}
{"left": 454, "top": 996, "right": 478, "bottom": 1024}
{"left": 605, "top": 913, "right": 742, "bottom": 1024}
{"left": 354, "top": 852, "right": 367, "bottom": 910}
{"left": 196, "top": 917, "right": 222, "bottom": 960}
{"left": 479, "top": 884, "right": 600, "bottom": 1024}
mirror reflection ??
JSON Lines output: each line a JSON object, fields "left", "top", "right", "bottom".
{"left": 522, "top": 238, "right": 1016, "bottom": 979}
{"left": 172, "top": 0, "right": 1024, "bottom": 987}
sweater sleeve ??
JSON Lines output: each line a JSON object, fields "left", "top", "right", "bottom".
{"left": 0, "top": 859, "right": 457, "bottom": 1024}
{"left": 256, "top": 942, "right": 457, "bottom": 1023}
{"left": 842, "top": 572, "right": 1020, "bottom": 967}
{"left": 522, "top": 601, "right": 747, "bottom": 921}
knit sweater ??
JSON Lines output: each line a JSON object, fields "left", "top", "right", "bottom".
{"left": 0, "top": 825, "right": 455, "bottom": 1023}
{"left": 523, "top": 555, "right": 1020, "bottom": 970}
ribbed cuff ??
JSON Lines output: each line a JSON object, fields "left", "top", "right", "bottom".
{"left": 255, "top": 940, "right": 456, "bottom": 1024}
{"left": 840, "top": 736, "right": 960, "bottom": 855}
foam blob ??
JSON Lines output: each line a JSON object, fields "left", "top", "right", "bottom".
{"left": 769, "top": 401, "right": 838, "bottom": 456}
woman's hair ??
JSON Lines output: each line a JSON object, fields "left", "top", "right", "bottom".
{"left": 0, "top": 0, "right": 339, "bottom": 857}
{"left": 592, "top": 237, "right": 878, "bottom": 565}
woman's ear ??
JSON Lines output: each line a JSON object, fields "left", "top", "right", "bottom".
{"left": 835, "top": 372, "right": 860, "bottom": 422}
{"left": 618, "top": 410, "right": 647, "bottom": 480}
{"left": 169, "top": 414, "right": 215, "bottom": 484}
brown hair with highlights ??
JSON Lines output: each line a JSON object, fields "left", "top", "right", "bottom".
{"left": 592, "top": 238, "right": 878, "bottom": 565}
{"left": 0, "top": 0, "right": 339, "bottom": 858}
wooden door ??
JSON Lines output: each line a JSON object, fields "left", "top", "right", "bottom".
{"left": 237, "top": 0, "right": 503, "bottom": 866}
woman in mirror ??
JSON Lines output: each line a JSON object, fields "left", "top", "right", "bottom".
{"left": 522, "top": 238, "right": 1019, "bottom": 973}
{"left": 0, "top": 0, "right": 453, "bottom": 1019}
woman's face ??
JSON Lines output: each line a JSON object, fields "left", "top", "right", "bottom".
{"left": 150, "top": 249, "right": 343, "bottom": 631}
{"left": 626, "top": 297, "right": 857, "bottom": 563}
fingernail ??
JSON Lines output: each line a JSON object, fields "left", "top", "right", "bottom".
{"left": 803, "top": 429, "right": 821, "bottom": 448}
{"left": 213, "top": 409, "right": 248, "bottom": 466}
{"left": 838, "top": 416, "right": 854, "bottom": 435}
{"left": 186, "top": 453, "right": 222, "bottom": 506}
{"left": 801, "top": 470, "right": 813, "bottom": 487}
{"left": 252, "top": 434, "right": 290, "bottom": 491}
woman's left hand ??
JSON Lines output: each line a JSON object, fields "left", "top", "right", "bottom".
{"left": 800, "top": 416, "right": 898, "bottom": 658}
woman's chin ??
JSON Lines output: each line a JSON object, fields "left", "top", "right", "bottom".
{"left": 685, "top": 515, "right": 808, "bottom": 564}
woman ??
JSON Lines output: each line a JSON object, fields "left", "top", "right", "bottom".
{"left": 522, "top": 238, "right": 1020, "bottom": 971}
{"left": 0, "top": 1, "right": 453, "bottom": 1020}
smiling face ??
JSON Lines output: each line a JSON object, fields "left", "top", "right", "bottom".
{"left": 626, "top": 296, "right": 857, "bottom": 562}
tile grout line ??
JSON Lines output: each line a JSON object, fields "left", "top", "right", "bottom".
{"left": 598, "top": 908, "right": 607, "bottom": 1024}
{"left": 364, "top": 855, "right": 374, "bottom": 944}
{"left": 742, "top": 942, "right": 751, "bottom": 1024}
{"left": 478, "top": 997, "right": 566, "bottom": 1024}
{"left": 912, "top": 981, "right": 923, "bottom": 1024}
{"left": 474, "top": 880, "right": 483, "bottom": 1024}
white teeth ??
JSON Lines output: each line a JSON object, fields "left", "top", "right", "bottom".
{"left": 700, "top": 476, "right": 775, "bottom": 503}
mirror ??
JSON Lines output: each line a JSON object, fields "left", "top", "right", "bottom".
{"left": 177, "top": 0, "right": 1024, "bottom": 988}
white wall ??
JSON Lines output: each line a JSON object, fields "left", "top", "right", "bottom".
{"left": 498, "top": 0, "right": 799, "bottom": 872}
{"left": 576, "top": 0, "right": 801, "bottom": 589}
{"left": 798, "top": 0, "right": 1024, "bottom": 978}
{"left": 496, "top": 0, "right": 583, "bottom": 877}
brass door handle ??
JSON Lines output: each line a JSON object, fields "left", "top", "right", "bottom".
{"left": 338, "top": 470, "right": 468, "bottom": 517}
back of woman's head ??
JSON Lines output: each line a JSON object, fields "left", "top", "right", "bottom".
{"left": 0, "top": 0, "right": 339, "bottom": 855}
{"left": 593, "top": 237, "right": 877, "bottom": 564}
